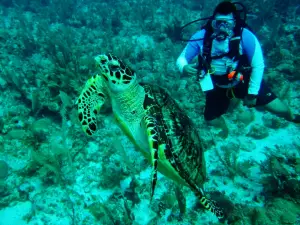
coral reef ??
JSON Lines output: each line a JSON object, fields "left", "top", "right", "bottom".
{"left": 0, "top": 0, "right": 299, "bottom": 224}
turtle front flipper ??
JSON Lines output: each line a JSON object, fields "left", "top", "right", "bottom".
{"left": 76, "top": 74, "right": 107, "bottom": 136}
{"left": 144, "top": 115, "right": 159, "bottom": 202}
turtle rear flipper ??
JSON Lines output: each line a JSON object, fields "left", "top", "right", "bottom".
{"left": 77, "top": 74, "right": 107, "bottom": 136}
{"left": 193, "top": 188, "right": 226, "bottom": 222}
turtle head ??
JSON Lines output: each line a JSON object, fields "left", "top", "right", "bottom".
{"left": 95, "top": 53, "right": 136, "bottom": 93}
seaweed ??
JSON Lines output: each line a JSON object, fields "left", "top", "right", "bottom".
{"left": 258, "top": 146, "right": 300, "bottom": 203}
{"left": 163, "top": 18, "right": 183, "bottom": 43}
{"left": 215, "top": 143, "right": 254, "bottom": 179}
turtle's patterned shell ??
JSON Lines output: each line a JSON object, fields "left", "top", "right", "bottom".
{"left": 141, "top": 83, "right": 224, "bottom": 219}
{"left": 141, "top": 83, "right": 207, "bottom": 186}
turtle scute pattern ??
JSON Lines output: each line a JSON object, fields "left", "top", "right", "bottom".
{"left": 76, "top": 53, "right": 225, "bottom": 220}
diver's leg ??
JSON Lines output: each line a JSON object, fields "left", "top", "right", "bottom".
{"left": 204, "top": 87, "right": 230, "bottom": 138}
{"left": 263, "top": 98, "right": 300, "bottom": 122}
{"left": 255, "top": 80, "right": 300, "bottom": 123}
{"left": 228, "top": 98, "right": 241, "bottom": 112}
{"left": 206, "top": 116, "right": 229, "bottom": 138}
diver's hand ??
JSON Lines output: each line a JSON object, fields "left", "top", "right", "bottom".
{"left": 182, "top": 64, "right": 198, "bottom": 77}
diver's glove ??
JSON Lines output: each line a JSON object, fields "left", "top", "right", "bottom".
{"left": 243, "top": 94, "right": 257, "bottom": 108}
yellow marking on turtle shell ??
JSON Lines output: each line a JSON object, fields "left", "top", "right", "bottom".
{"left": 114, "top": 113, "right": 188, "bottom": 187}
{"left": 158, "top": 144, "right": 167, "bottom": 160}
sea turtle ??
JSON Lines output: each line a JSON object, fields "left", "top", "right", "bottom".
{"left": 76, "top": 53, "right": 225, "bottom": 220}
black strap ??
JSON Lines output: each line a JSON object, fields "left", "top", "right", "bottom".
{"left": 235, "top": 54, "right": 251, "bottom": 79}
{"left": 201, "top": 27, "right": 243, "bottom": 65}
{"left": 211, "top": 54, "right": 251, "bottom": 86}
{"left": 199, "top": 28, "right": 252, "bottom": 86}
{"left": 202, "top": 30, "right": 213, "bottom": 71}
{"left": 228, "top": 37, "right": 241, "bottom": 59}
{"left": 209, "top": 37, "right": 242, "bottom": 60}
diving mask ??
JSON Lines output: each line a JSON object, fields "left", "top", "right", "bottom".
{"left": 212, "top": 18, "right": 236, "bottom": 30}
{"left": 212, "top": 13, "right": 235, "bottom": 29}
{"left": 211, "top": 14, "right": 236, "bottom": 41}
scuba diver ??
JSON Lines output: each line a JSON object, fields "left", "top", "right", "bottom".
{"left": 176, "top": 1, "right": 300, "bottom": 137}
